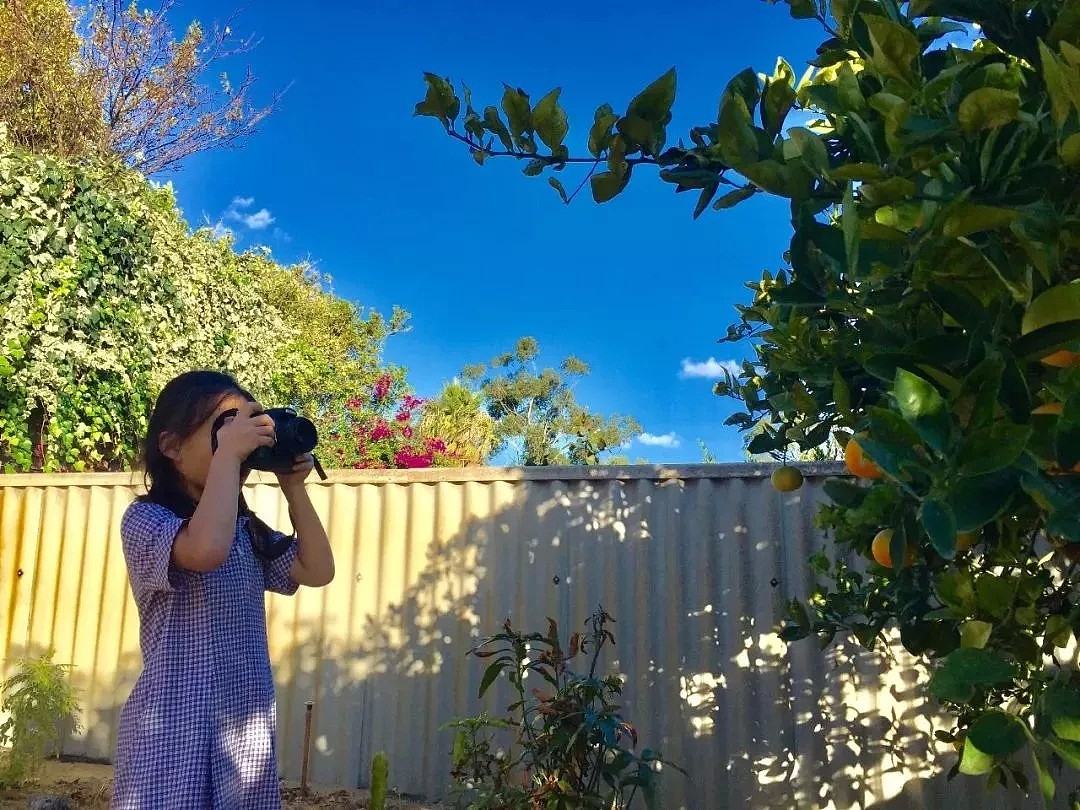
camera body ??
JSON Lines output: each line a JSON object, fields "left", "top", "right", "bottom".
{"left": 246, "top": 407, "right": 318, "bottom": 473}
{"left": 210, "top": 405, "right": 324, "bottom": 478}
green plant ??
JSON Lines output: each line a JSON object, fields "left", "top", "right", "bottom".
{"left": 442, "top": 607, "right": 682, "bottom": 809}
{"left": 415, "top": 0, "right": 1080, "bottom": 798}
{"left": 0, "top": 649, "right": 81, "bottom": 787}
{"left": 370, "top": 751, "right": 389, "bottom": 810}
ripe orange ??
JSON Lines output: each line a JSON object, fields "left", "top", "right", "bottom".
{"left": 771, "top": 466, "right": 804, "bottom": 492}
{"left": 1042, "top": 350, "right": 1080, "bottom": 368}
{"left": 1032, "top": 402, "right": 1065, "bottom": 416}
{"left": 845, "top": 436, "right": 884, "bottom": 480}
{"left": 871, "top": 529, "right": 915, "bottom": 568}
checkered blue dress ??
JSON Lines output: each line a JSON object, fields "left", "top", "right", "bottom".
{"left": 110, "top": 499, "right": 299, "bottom": 809}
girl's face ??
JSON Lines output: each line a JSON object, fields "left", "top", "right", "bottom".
{"left": 161, "top": 391, "right": 253, "bottom": 498}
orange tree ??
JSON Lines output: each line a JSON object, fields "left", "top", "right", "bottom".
{"left": 414, "top": 0, "right": 1080, "bottom": 799}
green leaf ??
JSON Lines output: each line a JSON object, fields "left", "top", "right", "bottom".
{"left": 956, "top": 423, "right": 1031, "bottom": 476}
{"left": 833, "top": 369, "right": 852, "bottom": 415}
{"left": 548, "top": 177, "right": 568, "bottom": 204}
{"left": 1039, "top": 42, "right": 1074, "bottom": 128}
{"left": 960, "top": 620, "right": 992, "bottom": 649}
{"left": 841, "top": 181, "right": 859, "bottom": 275}
{"left": 966, "top": 711, "right": 1027, "bottom": 760}
{"left": 618, "top": 115, "right": 661, "bottom": 155}
{"left": 478, "top": 660, "right": 505, "bottom": 698}
{"left": 929, "top": 648, "right": 1018, "bottom": 704}
{"left": 588, "top": 105, "right": 619, "bottom": 157}
{"left": 784, "top": 0, "right": 817, "bottom": 18}
{"left": 720, "top": 67, "right": 762, "bottom": 116}
{"left": 823, "top": 476, "right": 868, "bottom": 508}
{"left": 741, "top": 160, "right": 811, "bottom": 197}
{"left": 591, "top": 169, "right": 632, "bottom": 204}
{"left": 1045, "top": 615, "right": 1072, "bottom": 648}
{"left": 1021, "top": 283, "right": 1080, "bottom": 335}
{"left": 717, "top": 93, "right": 760, "bottom": 168}
{"left": 1014, "top": 320, "right": 1080, "bottom": 362}
{"left": 1062, "top": 133, "right": 1080, "bottom": 169}
{"left": 501, "top": 86, "right": 533, "bottom": 141}
{"left": 786, "top": 127, "right": 830, "bottom": 175}
{"left": 692, "top": 184, "right": 718, "bottom": 219}
{"left": 627, "top": 68, "right": 677, "bottom": 125}
{"left": 941, "top": 204, "right": 1019, "bottom": 238}
{"left": 939, "top": 569, "right": 977, "bottom": 613}
{"left": 893, "top": 368, "right": 950, "bottom": 452}
{"left": 1047, "top": 737, "right": 1080, "bottom": 770}
{"left": 975, "top": 574, "right": 1016, "bottom": 621}
{"left": 532, "top": 89, "right": 569, "bottom": 150}
{"left": 1055, "top": 392, "right": 1080, "bottom": 470}
{"left": 921, "top": 498, "right": 957, "bottom": 559}
{"left": 482, "top": 107, "right": 513, "bottom": 150}
{"left": 1046, "top": 496, "right": 1080, "bottom": 541}
{"left": 415, "top": 73, "right": 460, "bottom": 126}
{"left": 863, "top": 15, "right": 921, "bottom": 82}
{"left": 523, "top": 159, "right": 545, "bottom": 177}
{"left": 1032, "top": 748, "right": 1056, "bottom": 804}
{"left": 712, "top": 186, "right": 757, "bottom": 211}
{"left": 957, "top": 87, "right": 1021, "bottom": 133}
{"left": 1042, "top": 682, "right": 1080, "bottom": 742}
{"left": 761, "top": 58, "right": 797, "bottom": 138}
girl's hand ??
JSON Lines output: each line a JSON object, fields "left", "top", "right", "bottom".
{"left": 216, "top": 401, "right": 276, "bottom": 462}
{"left": 277, "top": 453, "right": 315, "bottom": 492}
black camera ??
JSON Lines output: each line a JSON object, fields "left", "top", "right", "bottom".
{"left": 211, "top": 406, "right": 327, "bottom": 480}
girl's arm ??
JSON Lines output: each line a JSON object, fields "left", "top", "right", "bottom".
{"left": 171, "top": 453, "right": 243, "bottom": 571}
{"left": 172, "top": 403, "right": 277, "bottom": 571}
{"left": 279, "top": 455, "right": 335, "bottom": 587}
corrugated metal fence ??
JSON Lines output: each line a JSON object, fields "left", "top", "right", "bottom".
{"left": 0, "top": 465, "right": 1062, "bottom": 808}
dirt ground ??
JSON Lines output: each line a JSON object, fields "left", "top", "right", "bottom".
{"left": 0, "top": 761, "right": 443, "bottom": 809}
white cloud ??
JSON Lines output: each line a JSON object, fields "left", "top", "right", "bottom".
{"left": 213, "top": 196, "right": 279, "bottom": 234}
{"left": 679, "top": 357, "right": 741, "bottom": 379}
{"left": 638, "top": 432, "right": 680, "bottom": 449}
{"left": 240, "top": 208, "right": 275, "bottom": 229}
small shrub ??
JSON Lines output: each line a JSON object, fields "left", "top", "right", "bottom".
{"left": 0, "top": 649, "right": 81, "bottom": 787}
{"left": 442, "top": 606, "right": 682, "bottom": 809}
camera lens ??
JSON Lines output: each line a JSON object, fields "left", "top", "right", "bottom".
{"left": 291, "top": 417, "right": 317, "bottom": 452}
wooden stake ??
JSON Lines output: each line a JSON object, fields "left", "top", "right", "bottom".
{"left": 300, "top": 700, "right": 314, "bottom": 797}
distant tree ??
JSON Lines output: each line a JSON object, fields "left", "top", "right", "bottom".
{"left": 0, "top": 0, "right": 103, "bottom": 156}
{"left": 80, "top": 0, "right": 285, "bottom": 174}
{"left": 462, "top": 337, "right": 640, "bottom": 466}
{"left": 0, "top": 0, "right": 282, "bottom": 173}
{"left": 418, "top": 379, "right": 498, "bottom": 466}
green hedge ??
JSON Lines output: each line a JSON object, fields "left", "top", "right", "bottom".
{"left": 0, "top": 143, "right": 400, "bottom": 472}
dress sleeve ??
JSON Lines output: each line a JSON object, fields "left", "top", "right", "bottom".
{"left": 262, "top": 530, "right": 301, "bottom": 596}
{"left": 120, "top": 500, "right": 189, "bottom": 597}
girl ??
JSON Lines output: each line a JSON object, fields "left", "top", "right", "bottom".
{"left": 111, "top": 370, "right": 335, "bottom": 809}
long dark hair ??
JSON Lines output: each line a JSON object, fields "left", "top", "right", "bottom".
{"left": 139, "top": 369, "right": 292, "bottom": 560}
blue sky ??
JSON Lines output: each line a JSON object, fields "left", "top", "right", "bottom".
{"left": 163, "top": 0, "right": 820, "bottom": 463}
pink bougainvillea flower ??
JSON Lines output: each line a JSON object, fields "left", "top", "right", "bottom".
{"left": 373, "top": 374, "right": 393, "bottom": 402}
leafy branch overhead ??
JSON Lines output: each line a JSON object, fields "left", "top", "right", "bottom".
{"left": 415, "top": 66, "right": 756, "bottom": 215}
{"left": 417, "top": 0, "right": 1080, "bottom": 799}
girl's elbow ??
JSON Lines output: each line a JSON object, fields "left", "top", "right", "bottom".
{"left": 173, "top": 529, "right": 230, "bottom": 572}
{"left": 310, "top": 565, "right": 335, "bottom": 587}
